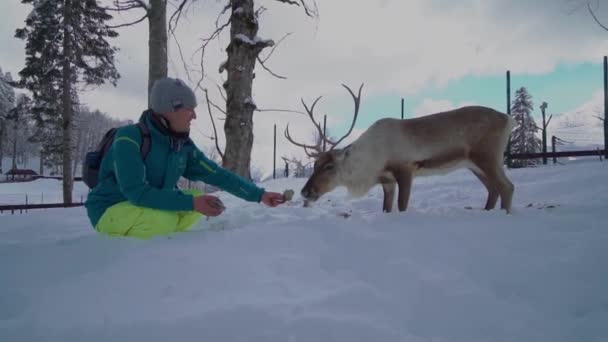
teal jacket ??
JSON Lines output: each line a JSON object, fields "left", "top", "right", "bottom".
{"left": 85, "top": 110, "right": 265, "bottom": 227}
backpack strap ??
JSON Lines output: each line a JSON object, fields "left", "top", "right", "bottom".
{"left": 136, "top": 121, "right": 151, "bottom": 160}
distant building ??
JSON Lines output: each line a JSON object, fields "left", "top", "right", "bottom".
{"left": 5, "top": 168, "right": 38, "bottom": 182}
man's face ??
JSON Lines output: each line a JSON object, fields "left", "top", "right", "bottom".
{"left": 163, "top": 107, "right": 196, "bottom": 133}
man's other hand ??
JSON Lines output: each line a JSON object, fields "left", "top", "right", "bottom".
{"left": 193, "top": 195, "right": 225, "bottom": 216}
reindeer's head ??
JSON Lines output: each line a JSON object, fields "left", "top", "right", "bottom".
{"left": 300, "top": 148, "right": 350, "bottom": 202}
{"left": 284, "top": 83, "right": 364, "bottom": 204}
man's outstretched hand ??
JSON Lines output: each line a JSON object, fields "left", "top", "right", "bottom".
{"left": 261, "top": 192, "right": 286, "bottom": 207}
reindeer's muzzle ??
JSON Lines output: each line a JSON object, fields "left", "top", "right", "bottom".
{"left": 301, "top": 187, "right": 319, "bottom": 202}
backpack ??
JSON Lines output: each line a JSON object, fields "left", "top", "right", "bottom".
{"left": 82, "top": 122, "right": 151, "bottom": 189}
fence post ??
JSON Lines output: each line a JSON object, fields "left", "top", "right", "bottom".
{"left": 552, "top": 136, "right": 557, "bottom": 164}
{"left": 401, "top": 98, "right": 404, "bottom": 119}
{"left": 506, "top": 70, "right": 512, "bottom": 168}
{"left": 273, "top": 124, "right": 277, "bottom": 179}
{"left": 25, "top": 194, "right": 28, "bottom": 214}
{"left": 322, "top": 115, "right": 327, "bottom": 152}
{"left": 604, "top": 56, "right": 607, "bottom": 159}
{"left": 540, "top": 102, "right": 548, "bottom": 165}
{"left": 284, "top": 160, "right": 289, "bottom": 178}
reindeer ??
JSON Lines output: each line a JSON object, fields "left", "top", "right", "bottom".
{"left": 285, "top": 84, "right": 516, "bottom": 213}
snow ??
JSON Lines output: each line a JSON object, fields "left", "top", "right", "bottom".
{"left": 1, "top": 161, "right": 608, "bottom": 341}
{"left": 219, "top": 60, "right": 228, "bottom": 73}
{"left": 0, "top": 177, "right": 89, "bottom": 205}
{"left": 244, "top": 96, "right": 257, "bottom": 108}
{"left": 234, "top": 33, "right": 275, "bottom": 47}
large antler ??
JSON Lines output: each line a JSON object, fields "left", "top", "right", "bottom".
{"left": 284, "top": 83, "right": 364, "bottom": 158}
{"left": 327, "top": 83, "right": 363, "bottom": 150}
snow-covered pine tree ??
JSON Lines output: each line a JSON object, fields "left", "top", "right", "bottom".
{"left": 15, "top": 0, "right": 120, "bottom": 203}
{"left": 7, "top": 94, "right": 32, "bottom": 171}
{"left": 510, "top": 86, "right": 542, "bottom": 168}
{"left": 0, "top": 68, "right": 16, "bottom": 174}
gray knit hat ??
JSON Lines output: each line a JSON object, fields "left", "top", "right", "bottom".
{"left": 149, "top": 77, "right": 197, "bottom": 114}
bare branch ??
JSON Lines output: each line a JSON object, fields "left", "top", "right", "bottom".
{"left": 274, "top": 0, "right": 300, "bottom": 6}
{"left": 587, "top": 1, "right": 608, "bottom": 31}
{"left": 193, "top": 16, "right": 231, "bottom": 90}
{"left": 107, "top": 13, "right": 148, "bottom": 28}
{"left": 169, "top": 26, "right": 195, "bottom": 83}
{"left": 168, "top": 0, "right": 188, "bottom": 35}
{"left": 103, "top": 4, "right": 140, "bottom": 11}
{"left": 104, "top": 0, "right": 149, "bottom": 12}
{"left": 203, "top": 88, "right": 225, "bottom": 160}
{"left": 260, "top": 32, "right": 292, "bottom": 63}
{"left": 256, "top": 108, "right": 306, "bottom": 115}
{"left": 273, "top": 0, "right": 318, "bottom": 17}
{"left": 299, "top": 0, "right": 319, "bottom": 17}
{"left": 593, "top": 114, "right": 605, "bottom": 121}
{"left": 255, "top": 5, "right": 267, "bottom": 18}
{"left": 215, "top": 84, "right": 227, "bottom": 102}
{"left": 257, "top": 56, "right": 287, "bottom": 79}
{"left": 207, "top": 95, "right": 227, "bottom": 116}
{"left": 218, "top": 4, "right": 232, "bottom": 28}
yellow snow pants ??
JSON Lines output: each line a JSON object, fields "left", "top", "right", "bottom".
{"left": 95, "top": 189, "right": 204, "bottom": 239}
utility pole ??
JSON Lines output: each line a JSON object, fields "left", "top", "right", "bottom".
{"left": 540, "top": 102, "right": 552, "bottom": 165}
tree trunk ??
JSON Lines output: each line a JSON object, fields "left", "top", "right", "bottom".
{"left": 11, "top": 120, "right": 17, "bottom": 170}
{"left": 147, "top": 0, "right": 168, "bottom": 102}
{"left": 73, "top": 126, "right": 82, "bottom": 177}
{"left": 62, "top": 0, "right": 74, "bottom": 204}
{"left": 39, "top": 148, "right": 44, "bottom": 176}
{"left": 223, "top": 0, "right": 269, "bottom": 179}
{"left": 0, "top": 120, "right": 4, "bottom": 174}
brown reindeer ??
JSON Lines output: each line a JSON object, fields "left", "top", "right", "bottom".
{"left": 285, "top": 84, "right": 516, "bottom": 213}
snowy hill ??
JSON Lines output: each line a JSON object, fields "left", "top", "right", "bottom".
{"left": 546, "top": 91, "right": 605, "bottom": 150}
{"left": 1, "top": 161, "right": 607, "bottom": 341}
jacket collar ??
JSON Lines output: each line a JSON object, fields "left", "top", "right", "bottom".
{"left": 138, "top": 109, "right": 192, "bottom": 151}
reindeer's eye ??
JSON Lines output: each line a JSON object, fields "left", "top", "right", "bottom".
{"left": 323, "top": 163, "right": 334, "bottom": 171}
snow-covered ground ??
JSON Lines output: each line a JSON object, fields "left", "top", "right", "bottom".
{"left": 1, "top": 161, "right": 607, "bottom": 342}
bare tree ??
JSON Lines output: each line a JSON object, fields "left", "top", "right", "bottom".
{"left": 281, "top": 156, "right": 310, "bottom": 177}
{"left": 191, "top": 0, "right": 318, "bottom": 179}
{"left": 106, "top": 0, "right": 193, "bottom": 97}
{"left": 569, "top": 0, "right": 608, "bottom": 30}
{"left": 284, "top": 84, "right": 364, "bottom": 158}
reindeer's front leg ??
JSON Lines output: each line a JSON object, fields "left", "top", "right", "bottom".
{"left": 392, "top": 167, "right": 413, "bottom": 212}
{"left": 381, "top": 182, "right": 396, "bottom": 212}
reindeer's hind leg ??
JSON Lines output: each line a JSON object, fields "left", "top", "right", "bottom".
{"left": 470, "top": 154, "right": 514, "bottom": 213}
{"left": 469, "top": 167, "right": 499, "bottom": 210}
{"left": 381, "top": 182, "right": 396, "bottom": 212}
{"left": 390, "top": 167, "right": 413, "bottom": 212}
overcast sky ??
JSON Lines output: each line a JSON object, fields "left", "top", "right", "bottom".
{"left": 1, "top": 0, "right": 607, "bottom": 176}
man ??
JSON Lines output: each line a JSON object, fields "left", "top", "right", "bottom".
{"left": 85, "top": 77, "right": 286, "bottom": 238}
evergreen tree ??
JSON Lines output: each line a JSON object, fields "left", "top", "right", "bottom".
{"left": 7, "top": 94, "right": 33, "bottom": 170}
{"left": 15, "top": 0, "right": 120, "bottom": 203}
{"left": 0, "top": 68, "right": 16, "bottom": 173}
{"left": 510, "top": 86, "right": 542, "bottom": 168}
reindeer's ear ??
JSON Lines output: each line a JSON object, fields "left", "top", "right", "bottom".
{"left": 335, "top": 145, "right": 352, "bottom": 162}
{"left": 343, "top": 145, "right": 352, "bottom": 158}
